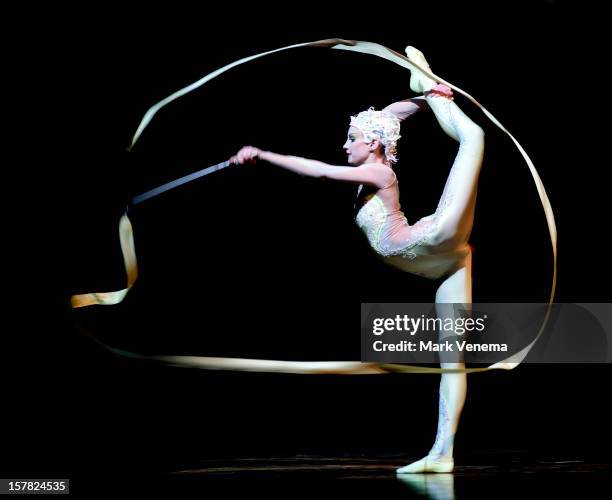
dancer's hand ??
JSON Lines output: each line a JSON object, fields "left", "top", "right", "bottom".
{"left": 230, "top": 146, "right": 261, "bottom": 165}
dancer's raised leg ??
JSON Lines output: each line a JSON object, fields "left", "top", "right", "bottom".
{"left": 405, "top": 46, "right": 485, "bottom": 248}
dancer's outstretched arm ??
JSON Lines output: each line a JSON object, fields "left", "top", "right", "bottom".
{"left": 230, "top": 146, "right": 393, "bottom": 188}
{"left": 383, "top": 96, "right": 428, "bottom": 121}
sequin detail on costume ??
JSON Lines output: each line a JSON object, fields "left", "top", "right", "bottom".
{"left": 355, "top": 195, "right": 440, "bottom": 260}
{"left": 353, "top": 163, "right": 468, "bottom": 280}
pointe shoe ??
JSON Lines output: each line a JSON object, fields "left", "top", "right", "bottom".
{"left": 396, "top": 455, "right": 454, "bottom": 474}
{"left": 405, "top": 46, "right": 438, "bottom": 94}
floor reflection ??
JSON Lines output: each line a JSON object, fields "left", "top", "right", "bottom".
{"left": 396, "top": 473, "right": 455, "bottom": 500}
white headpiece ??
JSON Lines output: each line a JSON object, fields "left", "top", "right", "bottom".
{"left": 349, "top": 107, "right": 401, "bottom": 163}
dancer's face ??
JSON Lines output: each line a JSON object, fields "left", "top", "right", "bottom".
{"left": 343, "top": 126, "right": 372, "bottom": 165}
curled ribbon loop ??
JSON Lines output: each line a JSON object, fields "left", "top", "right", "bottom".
{"left": 71, "top": 39, "right": 557, "bottom": 374}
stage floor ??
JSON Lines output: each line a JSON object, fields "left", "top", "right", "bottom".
{"left": 82, "top": 452, "right": 612, "bottom": 498}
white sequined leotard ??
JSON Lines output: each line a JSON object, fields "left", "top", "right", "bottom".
{"left": 355, "top": 168, "right": 470, "bottom": 280}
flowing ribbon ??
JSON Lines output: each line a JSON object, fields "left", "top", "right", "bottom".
{"left": 71, "top": 38, "right": 557, "bottom": 374}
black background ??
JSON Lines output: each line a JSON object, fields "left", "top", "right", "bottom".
{"left": 10, "top": 0, "right": 612, "bottom": 485}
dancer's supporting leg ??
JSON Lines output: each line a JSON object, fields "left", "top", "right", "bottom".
{"left": 432, "top": 260, "right": 471, "bottom": 460}
{"left": 398, "top": 255, "right": 471, "bottom": 474}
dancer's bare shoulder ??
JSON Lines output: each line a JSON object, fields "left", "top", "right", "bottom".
{"left": 360, "top": 163, "right": 395, "bottom": 189}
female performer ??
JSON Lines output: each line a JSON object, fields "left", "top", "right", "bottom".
{"left": 231, "top": 46, "right": 484, "bottom": 473}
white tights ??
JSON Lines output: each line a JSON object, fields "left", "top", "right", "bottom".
{"left": 428, "top": 93, "right": 484, "bottom": 459}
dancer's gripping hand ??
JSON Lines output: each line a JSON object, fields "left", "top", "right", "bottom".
{"left": 230, "top": 146, "right": 261, "bottom": 165}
